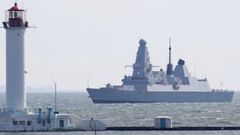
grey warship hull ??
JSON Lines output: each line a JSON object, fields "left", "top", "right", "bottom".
{"left": 87, "top": 39, "right": 235, "bottom": 103}
{"left": 87, "top": 88, "right": 234, "bottom": 103}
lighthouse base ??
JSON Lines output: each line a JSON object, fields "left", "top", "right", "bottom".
{"left": 0, "top": 109, "right": 74, "bottom": 131}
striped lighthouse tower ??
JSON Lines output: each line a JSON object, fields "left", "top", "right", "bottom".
{"left": 3, "top": 3, "right": 29, "bottom": 112}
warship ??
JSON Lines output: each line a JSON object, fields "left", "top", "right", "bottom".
{"left": 87, "top": 39, "right": 234, "bottom": 103}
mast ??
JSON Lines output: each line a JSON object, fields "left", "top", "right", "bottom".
{"left": 169, "top": 38, "right": 172, "bottom": 64}
{"left": 54, "top": 83, "right": 57, "bottom": 113}
{"left": 166, "top": 38, "right": 173, "bottom": 75}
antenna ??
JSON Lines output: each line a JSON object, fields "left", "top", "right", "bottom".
{"left": 166, "top": 37, "right": 174, "bottom": 75}
{"left": 169, "top": 37, "right": 172, "bottom": 64}
{"left": 54, "top": 83, "right": 57, "bottom": 113}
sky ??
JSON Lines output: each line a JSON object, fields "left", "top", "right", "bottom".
{"left": 0, "top": 0, "right": 240, "bottom": 91}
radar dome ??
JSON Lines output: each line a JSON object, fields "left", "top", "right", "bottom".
{"left": 178, "top": 59, "right": 185, "bottom": 65}
{"left": 139, "top": 39, "right": 147, "bottom": 46}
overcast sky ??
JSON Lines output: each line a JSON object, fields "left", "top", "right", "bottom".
{"left": 0, "top": 0, "right": 240, "bottom": 91}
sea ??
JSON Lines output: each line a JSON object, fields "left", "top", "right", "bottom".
{"left": 0, "top": 92, "right": 240, "bottom": 135}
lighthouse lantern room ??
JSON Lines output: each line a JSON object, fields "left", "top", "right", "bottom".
{"left": 3, "top": 3, "right": 28, "bottom": 28}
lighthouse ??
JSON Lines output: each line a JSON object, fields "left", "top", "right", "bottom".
{"left": 0, "top": 3, "right": 75, "bottom": 131}
{"left": 3, "top": 3, "right": 28, "bottom": 112}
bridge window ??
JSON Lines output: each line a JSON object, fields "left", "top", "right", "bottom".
{"left": 42, "top": 120, "right": 46, "bottom": 127}
{"left": 27, "top": 121, "right": 31, "bottom": 126}
{"left": 60, "top": 120, "right": 64, "bottom": 128}
{"left": 19, "top": 121, "right": 25, "bottom": 125}
{"left": 12, "top": 121, "right": 18, "bottom": 125}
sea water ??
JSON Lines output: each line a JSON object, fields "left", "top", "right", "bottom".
{"left": 0, "top": 92, "right": 240, "bottom": 135}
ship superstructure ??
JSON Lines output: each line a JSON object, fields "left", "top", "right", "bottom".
{"left": 87, "top": 39, "right": 234, "bottom": 103}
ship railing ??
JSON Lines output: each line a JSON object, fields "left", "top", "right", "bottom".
{"left": 112, "top": 85, "right": 122, "bottom": 88}
{"left": 124, "top": 75, "right": 148, "bottom": 80}
{"left": 198, "top": 78, "right": 207, "bottom": 82}
{"left": 212, "top": 89, "right": 230, "bottom": 92}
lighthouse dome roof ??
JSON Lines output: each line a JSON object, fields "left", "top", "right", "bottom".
{"left": 9, "top": 3, "right": 23, "bottom": 11}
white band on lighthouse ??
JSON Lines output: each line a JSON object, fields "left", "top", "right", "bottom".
{"left": 6, "top": 28, "right": 26, "bottom": 112}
